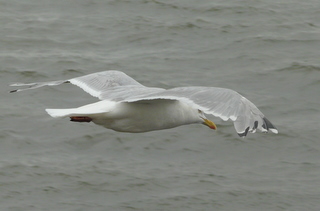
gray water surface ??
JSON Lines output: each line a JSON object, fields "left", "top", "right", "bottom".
{"left": 1, "top": 0, "right": 320, "bottom": 210}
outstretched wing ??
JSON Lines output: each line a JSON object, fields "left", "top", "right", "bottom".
{"left": 10, "top": 71, "right": 278, "bottom": 136}
{"left": 121, "top": 86, "right": 278, "bottom": 137}
{"left": 10, "top": 70, "right": 144, "bottom": 100}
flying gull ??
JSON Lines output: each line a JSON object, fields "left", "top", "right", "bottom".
{"left": 10, "top": 70, "right": 278, "bottom": 137}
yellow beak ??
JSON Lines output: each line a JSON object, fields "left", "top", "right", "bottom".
{"left": 202, "top": 118, "right": 217, "bottom": 130}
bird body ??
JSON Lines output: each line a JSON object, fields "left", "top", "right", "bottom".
{"left": 47, "top": 99, "right": 202, "bottom": 133}
{"left": 10, "top": 70, "right": 278, "bottom": 137}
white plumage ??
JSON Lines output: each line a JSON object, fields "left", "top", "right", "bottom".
{"left": 10, "top": 70, "right": 278, "bottom": 137}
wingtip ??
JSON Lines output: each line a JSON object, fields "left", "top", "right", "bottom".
{"left": 262, "top": 117, "right": 278, "bottom": 134}
{"left": 269, "top": 128, "right": 279, "bottom": 134}
{"left": 237, "top": 118, "right": 278, "bottom": 137}
{"left": 238, "top": 127, "right": 249, "bottom": 137}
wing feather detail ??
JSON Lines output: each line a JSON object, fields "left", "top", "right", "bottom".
{"left": 9, "top": 80, "right": 67, "bottom": 93}
{"left": 69, "top": 70, "right": 144, "bottom": 99}
{"left": 10, "top": 70, "right": 144, "bottom": 99}
{"left": 121, "top": 86, "right": 278, "bottom": 136}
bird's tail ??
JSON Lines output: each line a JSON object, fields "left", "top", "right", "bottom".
{"left": 46, "top": 108, "right": 77, "bottom": 118}
{"left": 45, "top": 100, "right": 117, "bottom": 118}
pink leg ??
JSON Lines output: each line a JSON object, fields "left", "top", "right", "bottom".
{"left": 70, "top": 116, "right": 92, "bottom": 122}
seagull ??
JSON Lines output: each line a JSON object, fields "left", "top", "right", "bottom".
{"left": 10, "top": 70, "right": 278, "bottom": 137}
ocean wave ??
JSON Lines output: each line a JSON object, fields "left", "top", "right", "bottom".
{"left": 277, "top": 62, "right": 320, "bottom": 72}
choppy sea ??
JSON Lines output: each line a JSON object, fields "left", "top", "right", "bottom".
{"left": 1, "top": 0, "right": 320, "bottom": 210}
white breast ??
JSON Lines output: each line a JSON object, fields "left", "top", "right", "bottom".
{"left": 92, "top": 100, "right": 201, "bottom": 132}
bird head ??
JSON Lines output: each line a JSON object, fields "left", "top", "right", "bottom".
{"left": 198, "top": 110, "right": 216, "bottom": 130}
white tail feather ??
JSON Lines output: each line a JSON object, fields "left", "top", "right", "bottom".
{"left": 46, "top": 108, "right": 77, "bottom": 118}
{"left": 45, "top": 100, "right": 117, "bottom": 118}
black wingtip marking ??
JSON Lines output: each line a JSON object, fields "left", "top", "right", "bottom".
{"left": 263, "top": 117, "right": 277, "bottom": 130}
{"left": 238, "top": 127, "right": 250, "bottom": 137}
{"left": 253, "top": 121, "right": 258, "bottom": 130}
{"left": 9, "top": 89, "right": 18, "bottom": 93}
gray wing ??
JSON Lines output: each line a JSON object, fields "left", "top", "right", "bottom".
{"left": 122, "top": 86, "right": 278, "bottom": 137}
{"left": 10, "top": 70, "right": 145, "bottom": 100}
